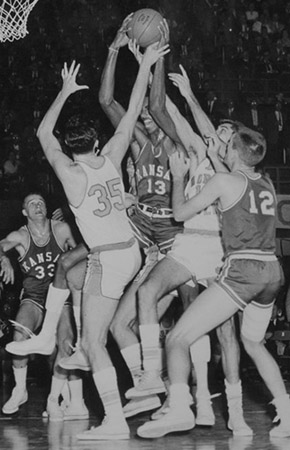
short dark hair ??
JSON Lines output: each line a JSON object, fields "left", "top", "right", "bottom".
{"left": 231, "top": 123, "right": 266, "bottom": 166}
{"left": 64, "top": 115, "right": 99, "bottom": 155}
{"left": 22, "top": 190, "right": 45, "bottom": 208}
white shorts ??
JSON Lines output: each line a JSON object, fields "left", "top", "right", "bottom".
{"left": 167, "top": 232, "right": 224, "bottom": 282}
{"left": 84, "top": 240, "right": 141, "bottom": 299}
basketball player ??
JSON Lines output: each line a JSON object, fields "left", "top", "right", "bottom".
{"left": 34, "top": 41, "right": 169, "bottom": 441}
{"left": 124, "top": 32, "right": 252, "bottom": 434}
{"left": 98, "top": 16, "right": 195, "bottom": 421}
{"left": 0, "top": 192, "right": 76, "bottom": 415}
{"left": 137, "top": 125, "right": 290, "bottom": 439}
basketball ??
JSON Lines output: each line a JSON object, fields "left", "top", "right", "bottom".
{"left": 127, "top": 9, "right": 163, "bottom": 48}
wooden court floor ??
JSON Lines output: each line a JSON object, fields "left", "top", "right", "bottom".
{"left": 0, "top": 369, "right": 290, "bottom": 450}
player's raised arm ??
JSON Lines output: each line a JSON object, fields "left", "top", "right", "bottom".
{"left": 149, "top": 19, "right": 183, "bottom": 149}
{"left": 37, "top": 61, "right": 89, "bottom": 185}
{"left": 98, "top": 14, "right": 132, "bottom": 128}
{"left": 168, "top": 65, "right": 216, "bottom": 140}
{"left": 102, "top": 41, "right": 170, "bottom": 168}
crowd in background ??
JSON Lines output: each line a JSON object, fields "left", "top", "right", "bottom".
{"left": 2, "top": 0, "right": 290, "bottom": 199}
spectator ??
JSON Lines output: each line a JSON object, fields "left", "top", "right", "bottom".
{"left": 3, "top": 150, "right": 20, "bottom": 179}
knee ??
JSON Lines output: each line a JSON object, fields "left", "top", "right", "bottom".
{"left": 110, "top": 315, "right": 125, "bottom": 339}
{"left": 165, "top": 328, "right": 187, "bottom": 353}
{"left": 57, "top": 253, "right": 72, "bottom": 274}
{"left": 241, "top": 334, "right": 261, "bottom": 357}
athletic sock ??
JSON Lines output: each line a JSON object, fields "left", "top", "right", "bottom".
{"left": 120, "top": 343, "right": 142, "bottom": 386}
{"left": 13, "top": 366, "right": 27, "bottom": 391}
{"left": 139, "top": 324, "right": 161, "bottom": 372}
{"left": 190, "top": 335, "right": 211, "bottom": 399}
{"left": 169, "top": 383, "right": 192, "bottom": 409}
{"left": 49, "top": 375, "right": 67, "bottom": 401}
{"left": 93, "top": 366, "right": 125, "bottom": 421}
{"left": 40, "top": 284, "right": 70, "bottom": 337}
{"left": 68, "top": 378, "right": 83, "bottom": 406}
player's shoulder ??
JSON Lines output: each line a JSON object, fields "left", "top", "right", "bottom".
{"left": 51, "top": 219, "right": 72, "bottom": 237}
{"left": 8, "top": 226, "right": 28, "bottom": 242}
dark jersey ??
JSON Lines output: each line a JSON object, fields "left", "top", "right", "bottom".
{"left": 135, "top": 137, "right": 172, "bottom": 209}
{"left": 220, "top": 171, "right": 277, "bottom": 256}
{"left": 18, "top": 221, "right": 65, "bottom": 304}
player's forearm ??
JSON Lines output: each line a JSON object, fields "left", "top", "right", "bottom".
{"left": 150, "top": 57, "right": 166, "bottom": 115}
{"left": 186, "top": 94, "right": 215, "bottom": 138}
{"left": 99, "top": 47, "right": 119, "bottom": 107}
{"left": 208, "top": 153, "right": 229, "bottom": 173}
{"left": 127, "top": 59, "right": 152, "bottom": 119}
{"left": 171, "top": 177, "right": 187, "bottom": 222}
{"left": 37, "top": 90, "right": 68, "bottom": 141}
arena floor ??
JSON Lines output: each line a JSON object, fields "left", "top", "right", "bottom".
{"left": 0, "top": 377, "right": 289, "bottom": 450}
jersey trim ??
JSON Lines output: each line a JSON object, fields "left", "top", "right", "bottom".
{"left": 18, "top": 225, "right": 31, "bottom": 262}
{"left": 219, "top": 171, "right": 248, "bottom": 213}
{"left": 51, "top": 221, "right": 66, "bottom": 252}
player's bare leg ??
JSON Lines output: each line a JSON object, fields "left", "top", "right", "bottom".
{"left": 216, "top": 317, "right": 252, "bottom": 436}
{"left": 137, "top": 284, "right": 238, "bottom": 438}
{"left": 111, "top": 255, "right": 174, "bottom": 418}
{"left": 126, "top": 256, "right": 191, "bottom": 400}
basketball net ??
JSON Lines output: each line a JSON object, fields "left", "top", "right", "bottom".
{"left": 0, "top": 0, "right": 39, "bottom": 43}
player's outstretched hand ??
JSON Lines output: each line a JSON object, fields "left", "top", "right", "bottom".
{"left": 61, "top": 61, "right": 89, "bottom": 98}
{"left": 142, "top": 42, "right": 170, "bottom": 67}
{"left": 169, "top": 150, "right": 190, "bottom": 180}
{"left": 128, "top": 39, "right": 143, "bottom": 65}
{"left": 111, "top": 13, "right": 133, "bottom": 50}
{"left": 168, "top": 64, "right": 192, "bottom": 99}
{"left": 0, "top": 256, "right": 14, "bottom": 285}
{"left": 158, "top": 18, "right": 169, "bottom": 47}
{"left": 51, "top": 207, "right": 65, "bottom": 222}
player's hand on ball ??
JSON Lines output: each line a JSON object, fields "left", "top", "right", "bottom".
{"left": 158, "top": 18, "right": 170, "bottom": 47}
{"left": 112, "top": 13, "right": 133, "bottom": 49}
{"left": 143, "top": 41, "right": 170, "bottom": 66}
{"left": 168, "top": 64, "right": 192, "bottom": 99}
{"left": 128, "top": 39, "right": 143, "bottom": 65}
{"left": 169, "top": 151, "right": 190, "bottom": 179}
{"left": 61, "top": 61, "right": 89, "bottom": 97}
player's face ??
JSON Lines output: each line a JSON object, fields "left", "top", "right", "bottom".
{"left": 23, "top": 195, "right": 47, "bottom": 220}
{"left": 216, "top": 123, "right": 234, "bottom": 159}
{"left": 141, "top": 98, "right": 158, "bottom": 134}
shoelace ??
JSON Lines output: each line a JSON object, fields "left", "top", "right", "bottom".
{"left": 9, "top": 320, "right": 35, "bottom": 338}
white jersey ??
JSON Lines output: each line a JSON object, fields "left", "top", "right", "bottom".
{"left": 70, "top": 156, "right": 133, "bottom": 249}
{"left": 184, "top": 157, "right": 220, "bottom": 233}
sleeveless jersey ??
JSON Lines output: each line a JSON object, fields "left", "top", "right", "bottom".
{"left": 184, "top": 157, "right": 220, "bottom": 233}
{"left": 135, "top": 137, "right": 172, "bottom": 209}
{"left": 70, "top": 156, "right": 133, "bottom": 249}
{"left": 19, "top": 221, "right": 64, "bottom": 300}
{"left": 220, "top": 171, "right": 277, "bottom": 255}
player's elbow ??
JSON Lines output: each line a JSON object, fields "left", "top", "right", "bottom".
{"left": 98, "top": 91, "right": 113, "bottom": 109}
{"left": 173, "top": 209, "right": 184, "bottom": 222}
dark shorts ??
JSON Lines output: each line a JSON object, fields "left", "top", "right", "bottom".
{"left": 20, "top": 288, "right": 47, "bottom": 310}
{"left": 129, "top": 206, "right": 183, "bottom": 254}
{"left": 215, "top": 254, "right": 284, "bottom": 310}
